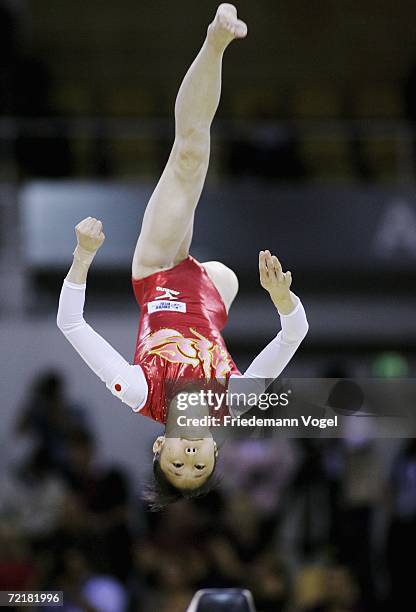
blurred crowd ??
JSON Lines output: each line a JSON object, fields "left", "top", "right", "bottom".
{"left": 0, "top": 368, "right": 415, "bottom": 612}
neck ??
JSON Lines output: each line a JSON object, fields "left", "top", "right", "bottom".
{"left": 165, "top": 394, "right": 213, "bottom": 439}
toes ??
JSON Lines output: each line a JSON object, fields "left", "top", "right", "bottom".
{"left": 224, "top": 20, "right": 247, "bottom": 38}
{"left": 210, "top": 4, "right": 247, "bottom": 42}
{"left": 235, "top": 21, "right": 248, "bottom": 38}
{"left": 219, "top": 15, "right": 227, "bottom": 28}
{"left": 218, "top": 3, "right": 238, "bottom": 18}
{"left": 218, "top": 17, "right": 247, "bottom": 38}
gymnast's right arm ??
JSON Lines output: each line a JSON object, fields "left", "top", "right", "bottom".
{"left": 56, "top": 217, "right": 148, "bottom": 412}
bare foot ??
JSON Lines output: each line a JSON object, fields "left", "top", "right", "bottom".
{"left": 207, "top": 3, "right": 248, "bottom": 50}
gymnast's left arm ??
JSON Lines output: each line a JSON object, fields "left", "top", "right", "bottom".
{"left": 228, "top": 251, "right": 308, "bottom": 413}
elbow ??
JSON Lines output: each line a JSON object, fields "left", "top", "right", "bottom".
{"left": 294, "top": 319, "right": 309, "bottom": 344}
{"left": 283, "top": 319, "right": 309, "bottom": 345}
{"left": 56, "top": 309, "right": 69, "bottom": 334}
{"left": 108, "top": 365, "right": 148, "bottom": 411}
{"left": 56, "top": 311, "right": 85, "bottom": 335}
{"left": 56, "top": 311, "right": 65, "bottom": 333}
{"left": 299, "top": 319, "right": 309, "bottom": 341}
{"left": 56, "top": 316, "right": 70, "bottom": 337}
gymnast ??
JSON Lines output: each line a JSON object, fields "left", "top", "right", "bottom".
{"left": 57, "top": 4, "right": 309, "bottom": 509}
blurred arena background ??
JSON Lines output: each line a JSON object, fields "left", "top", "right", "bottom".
{"left": 0, "top": 1, "right": 416, "bottom": 610}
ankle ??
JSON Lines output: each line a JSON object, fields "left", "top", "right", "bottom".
{"left": 206, "top": 25, "right": 229, "bottom": 54}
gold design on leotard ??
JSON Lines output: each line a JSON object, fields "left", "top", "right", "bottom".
{"left": 143, "top": 327, "right": 231, "bottom": 382}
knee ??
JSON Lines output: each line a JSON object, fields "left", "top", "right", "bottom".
{"left": 215, "top": 262, "right": 238, "bottom": 293}
{"left": 221, "top": 264, "right": 239, "bottom": 303}
{"left": 174, "top": 132, "right": 209, "bottom": 177}
{"left": 203, "top": 261, "right": 239, "bottom": 308}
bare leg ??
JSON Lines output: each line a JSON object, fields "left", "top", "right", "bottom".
{"left": 132, "top": 4, "right": 247, "bottom": 279}
{"left": 174, "top": 214, "right": 238, "bottom": 313}
{"left": 173, "top": 213, "right": 194, "bottom": 265}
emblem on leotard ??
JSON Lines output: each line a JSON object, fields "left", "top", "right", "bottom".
{"left": 143, "top": 327, "right": 231, "bottom": 382}
{"left": 155, "top": 286, "right": 180, "bottom": 300}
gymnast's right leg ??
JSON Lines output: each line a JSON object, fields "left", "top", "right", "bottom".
{"left": 132, "top": 4, "right": 247, "bottom": 280}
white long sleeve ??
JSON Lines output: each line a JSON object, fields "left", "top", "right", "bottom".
{"left": 242, "top": 294, "right": 308, "bottom": 379}
{"left": 57, "top": 280, "right": 148, "bottom": 412}
{"left": 228, "top": 294, "right": 308, "bottom": 415}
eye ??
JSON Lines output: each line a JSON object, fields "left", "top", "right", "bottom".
{"left": 172, "top": 462, "right": 184, "bottom": 468}
{"left": 195, "top": 464, "right": 205, "bottom": 471}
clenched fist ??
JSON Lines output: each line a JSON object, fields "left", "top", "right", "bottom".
{"left": 75, "top": 217, "right": 105, "bottom": 253}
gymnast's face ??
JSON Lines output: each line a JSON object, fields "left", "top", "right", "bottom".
{"left": 154, "top": 437, "right": 217, "bottom": 489}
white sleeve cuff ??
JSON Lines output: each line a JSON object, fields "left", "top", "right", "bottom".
{"left": 63, "top": 279, "right": 87, "bottom": 290}
{"left": 278, "top": 294, "right": 308, "bottom": 344}
{"left": 278, "top": 293, "right": 301, "bottom": 318}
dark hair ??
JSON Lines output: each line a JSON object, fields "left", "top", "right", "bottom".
{"left": 143, "top": 453, "right": 220, "bottom": 512}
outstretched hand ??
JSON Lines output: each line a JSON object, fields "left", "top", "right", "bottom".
{"left": 75, "top": 217, "right": 105, "bottom": 253}
{"left": 259, "top": 250, "right": 294, "bottom": 314}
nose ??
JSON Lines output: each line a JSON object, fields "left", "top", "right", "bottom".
{"left": 185, "top": 447, "right": 197, "bottom": 455}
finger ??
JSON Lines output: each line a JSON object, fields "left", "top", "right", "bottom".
{"left": 259, "top": 251, "right": 269, "bottom": 283}
{"left": 264, "top": 250, "right": 273, "bottom": 271}
{"left": 76, "top": 222, "right": 90, "bottom": 237}
{"left": 86, "top": 218, "right": 99, "bottom": 234}
{"left": 91, "top": 220, "right": 102, "bottom": 237}
{"left": 284, "top": 271, "right": 292, "bottom": 287}
{"left": 75, "top": 217, "right": 91, "bottom": 231}
{"left": 271, "top": 255, "right": 282, "bottom": 275}
{"left": 271, "top": 255, "right": 284, "bottom": 281}
{"left": 259, "top": 251, "right": 268, "bottom": 268}
{"left": 259, "top": 251, "right": 267, "bottom": 275}
{"left": 81, "top": 217, "right": 94, "bottom": 232}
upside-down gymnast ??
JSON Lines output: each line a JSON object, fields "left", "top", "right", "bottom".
{"left": 57, "top": 4, "right": 309, "bottom": 510}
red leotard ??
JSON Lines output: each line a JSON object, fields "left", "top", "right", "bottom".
{"left": 132, "top": 256, "right": 241, "bottom": 423}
